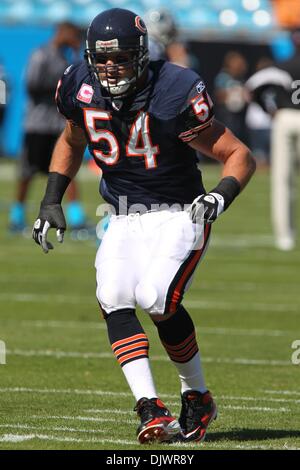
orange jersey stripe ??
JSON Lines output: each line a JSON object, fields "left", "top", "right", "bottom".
{"left": 169, "top": 344, "right": 199, "bottom": 363}
{"left": 162, "top": 332, "right": 196, "bottom": 352}
{"left": 112, "top": 333, "right": 147, "bottom": 351}
{"left": 164, "top": 339, "right": 197, "bottom": 359}
{"left": 114, "top": 341, "right": 149, "bottom": 357}
{"left": 118, "top": 349, "right": 149, "bottom": 365}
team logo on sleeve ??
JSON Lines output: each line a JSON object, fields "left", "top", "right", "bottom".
{"left": 76, "top": 84, "right": 94, "bottom": 104}
{"left": 196, "top": 81, "right": 206, "bottom": 94}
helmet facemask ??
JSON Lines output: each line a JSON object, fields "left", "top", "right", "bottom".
{"left": 86, "top": 43, "right": 149, "bottom": 99}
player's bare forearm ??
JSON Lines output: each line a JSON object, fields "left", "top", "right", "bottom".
{"left": 49, "top": 121, "right": 87, "bottom": 179}
{"left": 220, "top": 144, "right": 255, "bottom": 190}
{"left": 189, "top": 120, "right": 256, "bottom": 191}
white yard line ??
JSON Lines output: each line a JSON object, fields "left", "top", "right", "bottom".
{"left": 210, "top": 235, "right": 274, "bottom": 248}
{"left": 6, "top": 348, "right": 292, "bottom": 366}
{"left": 199, "top": 327, "right": 294, "bottom": 338}
{"left": 31, "top": 415, "right": 136, "bottom": 424}
{"left": 1, "top": 387, "right": 300, "bottom": 405}
{"left": 0, "top": 387, "right": 132, "bottom": 398}
{"left": 80, "top": 405, "right": 290, "bottom": 414}
{"left": 1, "top": 292, "right": 299, "bottom": 314}
{"left": 222, "top": 405, "right": 290, "bottom": 412}
{"left": 185, "top": 300, "right": 300, "bottom": 313}
{"left": 194, "top": 442, "right": 300, "bottom": 450}
{"left": 0, "top": 424, "right": 105, "bottom": 434}
{"left": 84, "top": 393, "right": 300, "bottom": 410}
{"left": 0, "top": 433, "right": 297, "bottom": 450}
{"left": 83, "top": 409, "right": 133, "bottom": 415}
{"left": 0, "top": 433, "right": 135, "bottom": 445}
{"left": 8, "top": 319, "right": 296, "bottom": 338}
{"left": 218, "top": 396, "right": 300, "bottom": 405}
{"left": 0, "top": 434, "right": 35, "bottom": 443}
{"left": 0, "top": 164, "right": 98, "bottom": 183}
{"left": 6, "top": 349, "right": 110, "bottom": 359}
{"left": 21, "top": 320, "right": 106, "bottom": 330}
{"left": 206, "top": 357, "right": 291, "bottom": 366}
{"left": 0, "top": 293, "right": 95, "bottom": 305}
{"left": 264, "top": 390, "right": 300, "bottom": 397}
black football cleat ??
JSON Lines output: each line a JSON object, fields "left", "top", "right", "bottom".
{"left": 179, "top": 390, "right": 217, "bottom": 442}
{"left": 134, "top": 397, "right": 181, "bottom": 444}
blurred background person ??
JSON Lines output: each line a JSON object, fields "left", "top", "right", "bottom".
{"left": 246, "top": 59, "right": 300, "bottom": 251}
{"left": 0, "top": 60, "right": 7, "bottom": 157}
{"left": 280, "top": 27, "right": 300, "bottom": 81}
{"left": 9, "top": 22, "right": 87, "bottom": 233}
{"left": 214, "top": 51, "right": 249, "bottom": 144}
{"left": 245, "top": 57, "right": 273, "bottom": 169}
{"left": 144, "top": 8, "right": 200, "bottom": 71}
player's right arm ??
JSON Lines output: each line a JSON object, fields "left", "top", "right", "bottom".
{"left": 32, "top": 120, "right": 87, "bottom": 253}
{"left": 33, "top": 61, "right": 89, "bottom": 253}
{"left": 49, "top": 120, "right": 87, "bottom": 178}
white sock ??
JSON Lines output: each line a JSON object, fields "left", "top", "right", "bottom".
{"left": 122, "top": 358, "right": 158, "bottom": 401}
{"left": 173, "top": 352, "right": 207, "bottom": 394}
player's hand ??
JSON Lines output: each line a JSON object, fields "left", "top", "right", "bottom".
{"left": 32, "top": 203, "right": 66, "bottom": 253}
{"left": 188, "top": 192, "right": 225, "bottom": 224}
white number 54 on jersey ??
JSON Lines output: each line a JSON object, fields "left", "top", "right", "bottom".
{"left": 84, "top": 109, "right": 159, "bottom": 169}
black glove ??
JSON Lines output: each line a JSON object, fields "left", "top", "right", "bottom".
{"left": 32, "top": 203, "right": 66, "bottom": 253}
{"left": 189, "top": 177, "right": 241, "bottom": 224}
{"left": 189, "top": 192, "right": 225, "bottom": 224}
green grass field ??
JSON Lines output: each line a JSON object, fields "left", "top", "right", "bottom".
{"left": 0, "top": 159, "right": 300, "bottom": 450}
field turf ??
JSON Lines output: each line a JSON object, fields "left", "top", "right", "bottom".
{"left": 0, "top": 159, "right": 300, "bottom": 450}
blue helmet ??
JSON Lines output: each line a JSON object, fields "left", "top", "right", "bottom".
{"left": 85, "top": 8, "right": 149, "bottom": 98}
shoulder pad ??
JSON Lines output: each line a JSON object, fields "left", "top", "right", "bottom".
{"left": 55, "top": 61, "right": 90, "bottom": 121}
{"left": 149, "top": 61, "right": 203, "bottom": 119}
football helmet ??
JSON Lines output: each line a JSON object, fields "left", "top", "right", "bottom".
{"left": 85, "top": 8, "right": 149, "bottom": 98}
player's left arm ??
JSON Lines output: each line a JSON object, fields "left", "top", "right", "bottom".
{"left": 188, "top": 119, "right": 256, "bottom": 223}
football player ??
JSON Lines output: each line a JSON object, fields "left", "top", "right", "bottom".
{"left": 246, "top": 53, "right": 300, "bottom": 251}
{"left": 144, "top": 7, "right": 199, "bottom": 72}
{"left": 32, "top": 8, "right": 256, "bottom": 444}
{"left": 9, "top": 22, "right": 87, "bottom": 234}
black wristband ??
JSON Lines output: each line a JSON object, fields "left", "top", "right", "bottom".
{"left": 211, "top": 176, "right": 241, "bottom": 210}
{"left": 42, "top": 172, "right": 71, "bottom": 205}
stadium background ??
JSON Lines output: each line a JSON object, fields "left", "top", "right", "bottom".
{"left": 0, "top": 0, "right": 300, "bottom": 451}
{"left": 0, "top": 0, "right": 298, "bottom": 156}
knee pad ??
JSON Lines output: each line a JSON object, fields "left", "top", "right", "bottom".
{"left": 135, "top": 282, "right": 158, "bottom": 312}
{"left": 96, "top": 283, "right": 134, "bottom": 313}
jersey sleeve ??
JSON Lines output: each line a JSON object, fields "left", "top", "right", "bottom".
{"left": 175, "top": 79, "right": 214, "bottom": 143}
{"left": 55, "top": 64, "right": 82, "bottom": 127}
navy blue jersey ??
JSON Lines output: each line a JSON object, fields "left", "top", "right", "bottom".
{"left": 56, "top": 60, "right": 214, "bottom": 212}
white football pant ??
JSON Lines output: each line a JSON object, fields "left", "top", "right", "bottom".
{"left": 95, "top": 209, "right": 211, "bottom": 315}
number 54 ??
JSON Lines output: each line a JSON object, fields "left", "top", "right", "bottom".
{"left": 84, "top": 109, "right": 159, "bottom": 169}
